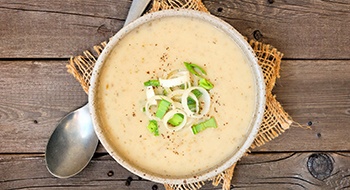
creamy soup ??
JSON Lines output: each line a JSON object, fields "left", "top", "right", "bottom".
{"left": 95, "top": 15, "right": 257, "bottom": 179}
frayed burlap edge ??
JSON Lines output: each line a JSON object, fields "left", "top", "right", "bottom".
{"left": 66, "top": 1, "right": 296, "bottom": 190}
{"left": 67, "top": 42, "right": 107, "bottom": 94}
{"left": 149, "top": 0, "right": 209, "bottom": 13}
{"left": 248, "top": 40, "right": 293, "bottom": 149}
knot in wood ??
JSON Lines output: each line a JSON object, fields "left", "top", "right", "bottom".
{"left": 152, "top": 184, "right": 158, "bottom": 190}
{"left": 253, "top": 30, "right": 263, "bottom": 41}
{"left": 307, "top": 153, "right": 333, "bottom": 180}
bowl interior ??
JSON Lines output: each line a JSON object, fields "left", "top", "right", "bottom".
{"left": 89, "top": 9, "right": 266, "bottom": 184}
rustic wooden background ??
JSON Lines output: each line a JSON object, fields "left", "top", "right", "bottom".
{"left": 1, "top": 0, "right": 350, "bottom": 189}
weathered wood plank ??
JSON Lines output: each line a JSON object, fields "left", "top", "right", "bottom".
{"left": 232, "top": 152, "right": 350, "bottom": 189}
{"left": 256, "top": 60, "right": 350, "bottom": 152}
{"left": 0, "top": 60, "right": 350, "bottom": 153}
{"left": 0, "top": 0, "right": 129, "bottom": 58}
{"left": 0, "top": 60, "right": 87, "bottom": 153}
{"left": 2, "top": 152, "right": 350, "bottom": 189}
{"left": 0, "top": 154, "right": 166, "bottom": 190}
{"left": 205, "top": 0, "right": 350, "bottom": 59}
{"left": 0, "top": 0, "right": 349, "bottom": 59}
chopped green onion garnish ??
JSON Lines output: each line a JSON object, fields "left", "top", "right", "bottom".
{"left": 184, "top": 62, "right": 207, "bottom": 77}
{"left": 155, "top": 99, "right": 171, "bottom": 119}
{"left": 192, "top": 89, "right": 202, "bottom": 98}
{"left": 147, "top": 120, "right": 159, "bottom": 136}
{"left": 144, "top": 80, "right": 160, "bottom": 87}
{"left": 168, "top": 113, "right": 184, "bottom": 127}
{"left": 191, "top": 117, "right": 217, "bottom": 135}
{"left": 186, "top": 89, "right": 202, "bottom": 112}
{"left": 199, "top": 78, "right": 214, "bottom": 90}
{"left": 187, "top": 97, "right": 197, "bottom": 112}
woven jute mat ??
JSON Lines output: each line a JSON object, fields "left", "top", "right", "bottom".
{"left": 67, "top": 0, "right": 300, "bottom": 189}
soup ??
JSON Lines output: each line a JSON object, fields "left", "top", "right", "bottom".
{"left": 94, "top": 12, "right": 258, "bottom": 181}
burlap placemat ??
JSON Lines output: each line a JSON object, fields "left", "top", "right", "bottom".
{"left": 67, "top": 0, "right": 299, "bottom": 189}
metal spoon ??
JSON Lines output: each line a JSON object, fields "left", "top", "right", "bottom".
{"left": 45, "top": 0, "right": 151, "bottom": 178}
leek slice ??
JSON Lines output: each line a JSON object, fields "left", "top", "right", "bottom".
{"left": 145, "top": 95, "right": 174, "bottom": 121}
{"left": 145, "top": 86, "right": 156, "bottom": 105}
{"left": 192, "top": 89, "right": 202, "bottom": 98}
{"left": 155, "top": 99, "right": 171, "bottom": 119}
{"left": 144, "top": 80, "right": 160, "bottom": 87}
{"left": 184, "top": 62, "right": 206, "bottom": 77}
{"left": 187, "top": 89, "right": 202, "bottom": 112}
{"left": 168, "top": 113, "right": 184, "bottom": 126}
{"left": 163, "top": 109, "right": 187, "bottom": 131}
{"left": 181, "top": 87, "right": 210, "bottom": 118}
{"left": 187, "top": 97, "right": 197, "bottom": 112}
{"left": 147, "top": 120, "right": 159, "bottom": 136}
{"left": 199, "top": 78, "right": 214, "bottom": 90}
{"left": 159, "top": 71, "right": 190, "bottom": 88}
{"left": 191, "top": 117, "right": 217, "bottom": 135}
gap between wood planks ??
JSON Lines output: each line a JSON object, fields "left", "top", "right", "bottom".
{"left": 2, "top": 152, "right": 350, "bottom": 189}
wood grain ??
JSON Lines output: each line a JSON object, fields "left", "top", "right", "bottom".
{"left": 0, "top": 60, "right": 87, "bottom": 153}
{"left": 0, "top": 59, "right": 349, "bottom": 153}
{"left": 204, "top": 0, "right": 350, "bottom": 59}
{"left": 2, "top": 153, "right": 350, "bottom": 189}
{"left": 232, "top": 152, "right": 350, "bottom": 189}
{"left": 0, "top": 0, "right": 129, "bottom": 58}
{"left": 255, "top": 60, "right": 350, "bottom": 152}
{"left": 0, "top": 0, "right": 349, "bottom": 59}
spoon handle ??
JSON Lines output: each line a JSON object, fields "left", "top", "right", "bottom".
{"left": 124, "top": 0, "right": 151, "bottom": 27}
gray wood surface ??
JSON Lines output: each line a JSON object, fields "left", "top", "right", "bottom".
{"left": 0, "top": 0, "right": 349, "bottom": 189}
{"left": 2, "top": 153, "right": 350, "bottom": 189}
{"left": 0, "top": 0, "right": 349, "bottom": 59}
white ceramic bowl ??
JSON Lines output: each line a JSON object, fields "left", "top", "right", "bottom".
{"left": 89, "top": 9, "right": 265, "bottom": 184}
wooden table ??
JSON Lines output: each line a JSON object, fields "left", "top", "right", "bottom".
{"left": 1, "top": 0, "right": 349, "bottom": 189}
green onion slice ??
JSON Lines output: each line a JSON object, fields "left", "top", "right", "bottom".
{"left": 187, "top": 97, "right": 197, "bottom": 113}
{"left": 187, "top": 92, "right": 200, "bottom": 113}
{"left": 155, "top": 99, "right": 171, "bottom": 119}
{"left": 145, "top": 95, "right": 174, "bottom": 121}
{"left": 144, "top": 80, "right": 160, "bottom": 87}
{"left": 147, "top": 120, "right": 159, "bottom": 136}
{"left": 184, "top": 62, "right": 207, "bottom": 77}
{"left": 168, "top": 113, "right": 184, "bottom": 126}
{"left": 192, "top": 89, "right": 202, "bottom": 98}
{"left": 191, "top": 117, "right": 217, "bottom": 135}
{"left": 163, "top": 109, "right": 187, "bottom": 131}
{"left": 199, "top": 78, "right": 214, "bottom": 90}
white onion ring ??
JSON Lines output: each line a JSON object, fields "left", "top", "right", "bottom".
{"left": 159, "top": 70, "right": 190, "bottom": 88}
{"left": 163, "top": 109, "right": 187, "bottom": 132}
{"left": 169, "top": 90, "right": 199, "bottom": 114}
{"left": 181, "top": 87, "right": 210, "bottom": 118}
{"left": 145, "top": 86, "right": 156, "bottom": 105}
{"left": 162, "top": 70, "right": 191, "bottom": 94}
{"left": 168, "top": 89, "right": 185, "bottom": 101}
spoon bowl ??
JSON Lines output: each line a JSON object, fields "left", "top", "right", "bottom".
{"left": 45, "top": 104, "right": 98, "bottom": 178}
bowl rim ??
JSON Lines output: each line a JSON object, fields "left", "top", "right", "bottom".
{"left": 89, "top": 9, "right": 266, "bottom": 185}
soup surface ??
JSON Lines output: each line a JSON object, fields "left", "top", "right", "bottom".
{"left": 96, "top": 16, "right": 257, "bottom": 178}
